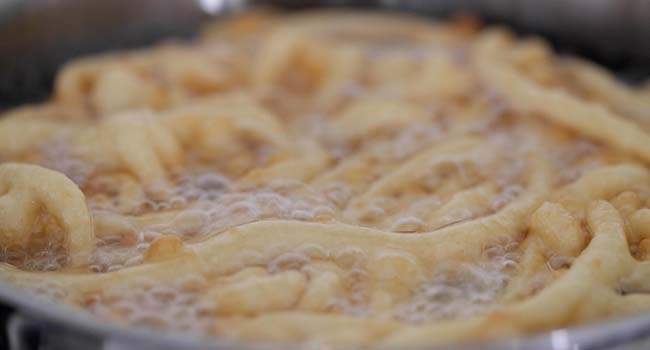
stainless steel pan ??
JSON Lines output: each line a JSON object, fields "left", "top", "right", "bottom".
{"left": 1, "top": 1, "right": 649, "bottom": 349}
{"left": 3, "top": 274, "right": 650, "bottom": 349}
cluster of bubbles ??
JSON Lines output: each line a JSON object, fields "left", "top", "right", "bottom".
{"left": 250, "top": 242, "right": 521, "bottom": 325}
{"left": 268, "top": 245, "right": 372, "bottom": 317}
{"left": 156, "top": 173, "right": 341, "bottom": 237}
{"left": 0, "top": 236, "right": 67, "bottom": 272}
{"left": 392, "top": 244, "right": 518, "bottom": 324}
{"left": 85, "top": 274, "right": 215, "bottom": 334}
{"left": 32, "top": 236, "right": 523, "bottom": 337}
{"left": 84, "top": 171, "right": 345, "bottom": 272}
{"left": 491, "top": 184, "right": 524, "bottom": 211}
{"left": 38, "top": 137, "right": 93, "bottom": 186}
{"left": 550, "top": 139, "right": 601, "bottom": 185}
{"left": 379, "top": 121, "right": 444, "bottom": 161}
{"left": 17, "top": 280, "right": 68, "bottom": 303}
{"left": 89, "top": 237, "right": 145, "bottom": 273}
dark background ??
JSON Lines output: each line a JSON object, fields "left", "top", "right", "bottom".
{"left": 0, "top": 0, "right": 649, "bottom": 110}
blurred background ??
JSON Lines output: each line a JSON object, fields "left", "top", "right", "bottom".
{"left": 0, "top": 0, "right": 649, "bottom": 109}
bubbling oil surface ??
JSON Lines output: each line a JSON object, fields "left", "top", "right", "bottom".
{"left": 0, "top": 10, "right": 632, "bottom": 346}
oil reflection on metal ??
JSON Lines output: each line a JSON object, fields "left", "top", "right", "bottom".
{"left": 550, "top": 330, "right": 571, "bottom": 350}
{"left": 197, "top": 0, "right": 249, "bottom": 15}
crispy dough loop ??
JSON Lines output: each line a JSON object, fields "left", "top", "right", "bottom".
{"left": 161, "top": 94, "right": 331, "bottom": 187}
{"left": 0, "top": 163, "right": 94, "bottom": 267}
{"left": 529, "top": 202, "right": 587, "bottom": 258}
{"left": 345, "top": 137, "right": 482, "bottom": 222}
{"left": 381, "top": 201, "right": 643, "bottom": 346}
{"left": 476, "top": 32, "right": 650, "bottom": 163}
{"left": 552, "top": 164, "right": 650, "bottom": 217}
{"left": 210, "top": 270, "right": 307, "bottom": 316}
{"left": 0, "top": 106, "right": 78, "bottom": 158}
{"left": 73, "top": 110, "right": 183, "bottom": 187}
{"left": 253, "top": 11, "right": 451, "bottom": 90}
{"left": 505, "top": 163, "right": 650, "bottom": 301}
{"left": 327, "top": 97, "right": 427, "bottom": 143}
{"left": 562, "top": 58, "right": 650, "bottom": 130}
{"left": 162, "top": 94, "right": 290, "bottom": 176}
{"left": 55, "top": 45, "right": 247, "bottom": 117}
{"left": 501, "top": 201, "right": 585, "bottom": 301}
